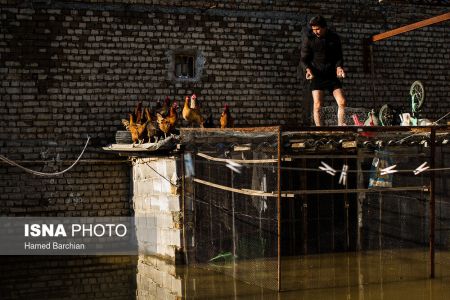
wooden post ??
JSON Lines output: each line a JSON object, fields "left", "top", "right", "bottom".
{"left": 371, "top": 12, "right": 450, "bottom": 42}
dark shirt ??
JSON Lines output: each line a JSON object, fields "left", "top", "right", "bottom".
{"left": 300, "top": 29, "right": 343, "bottom": 78}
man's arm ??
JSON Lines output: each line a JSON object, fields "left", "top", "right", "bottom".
{"left": 335, "top": 34, "right": 345, "bottom": 78}
{"left": 300, "top": 35, "right": 313, "bottom": 79}
{"left": 300, "top": 36, "right": 312, "bottom": 71}
{"left": 334, "top": 34, "right": 343, "bottom": 68}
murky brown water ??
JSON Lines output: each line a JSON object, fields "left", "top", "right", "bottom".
{"left": 1, "top": 250, "right": 450, "bottom": 299}
{"left": 136, "top": 250, "right": 450, "bottom": 299}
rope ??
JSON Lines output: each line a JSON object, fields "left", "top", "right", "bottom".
{"left": 144, "top": 162, "right": 179, "bottom": 187}
{"left": 0, "top": 136, "right": 91, "bottom": 177}
{"left": 191, "top": 155, "right": 450, "bottom": 174}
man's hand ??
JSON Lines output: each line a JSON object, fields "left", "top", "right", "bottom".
{"left": 336, "top": 67, "right": 345, "bottom": 79}
{"left": 306, "top": 68, "right": 314, "bottom": 80}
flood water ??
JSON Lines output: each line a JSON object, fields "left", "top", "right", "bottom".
{"left": 1, "top": 250, "right": 450, "bottom": 299}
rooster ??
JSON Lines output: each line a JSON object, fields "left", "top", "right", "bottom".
{"left": 203, "top": 110, "right": 215, "bottom": 128}
{"left": 190, "top": 94, "right": 197, "bottom": 109}
{"left": 157, "top": 102, "right": 178, "bottom": 138}
{"left": 122, "top": 102, "right": 143, "bottom": 129}
{"left": 145, "top": 108, "right": 158, "bottom": 143}
{"left": 182, "top": 96, "right": 204, "bottom": 127}
{"left": 220, "top": 104, "right": 234, "bottom": 128}
{"left": 157, "top": 96, "right": 171, "bottom": 117}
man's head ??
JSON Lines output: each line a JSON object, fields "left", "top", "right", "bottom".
{"left": 309, "top": 15, "right": 327, "bottom": 38}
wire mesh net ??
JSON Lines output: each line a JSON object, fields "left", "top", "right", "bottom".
{"left": 279, "top": 128, "right": 447, "bottom": 291}
{"left": 180, "top": 127, "right": 449, "bottom": 291}
{"left": 436, "top": 141, "right": 450, "bottom": 277}
{"left": 181, "top": 128, "right": 280, "bottom": 290}
{"left": 318, "top": 106, "right": 369, "bottom": 126}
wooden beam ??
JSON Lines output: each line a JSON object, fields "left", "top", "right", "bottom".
{"left": 285, "top": 186, "right": 429, "bottom": 195}
{"left": 197, "top": 152, "right": 277, "bottom": 164}
{"left": 371, "top": 12, "right": 450, "bottom": 43}
{"left": 193, "top": 177, "right": 295, "bottom": 197}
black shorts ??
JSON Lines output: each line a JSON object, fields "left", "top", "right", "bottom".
{"left": 310, "top": 75, "right": 342, "bottom": 93}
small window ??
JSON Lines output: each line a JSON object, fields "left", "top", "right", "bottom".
{"left": 174, "top": 55, "right": 195, "bottom": 79}
{"left": 168, "top": 49, "right": 204, "bottom": 82}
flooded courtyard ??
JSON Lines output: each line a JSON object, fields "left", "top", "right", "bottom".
{"left": 2, "top": 249, "right": 450, "bottom": 299}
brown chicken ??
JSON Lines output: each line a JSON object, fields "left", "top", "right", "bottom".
{"left": 182, "top": 96, "right": 204, "bottom": 127}
{"left": 145, "top": 108, "right": 158, "bottom": 143}
{"left": 134, "top": 101, "right": 143, "bottom": 124}
{"left": 158, "top": 96, "right": 171, "bottom": 117}
{"left": 220, "top": 104, "right": 234, "bottom": 128}
{"left": 157, "top": 102, "right": 178, "bottom": 138}
{"left": 121, "top": 118, "right": 130, "bottom": 131}
{"left": 128, "top": 113, "right": 149, "bottom": 144}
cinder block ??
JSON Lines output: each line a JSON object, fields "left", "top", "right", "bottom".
{"left": 153, "top": 179, "right": 162, "bottom": 193}
{"left": 168, "top": 196, "right": 180, "bottom": 212}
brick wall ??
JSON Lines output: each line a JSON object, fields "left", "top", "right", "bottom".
{"left": 1, "top": 1, "right": 449, "bottom": 214}
{"left": 0, "top": 256, "right": 136, "bottom": 300}
{"left": 0, "top": 161, "right": 131, "bottom": 216}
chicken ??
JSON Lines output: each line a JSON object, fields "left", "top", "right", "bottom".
{"left": 145, "top": 108, "right": 158, "bottom": 143}
{"left": 220, "top": 104, "right": 234, "bottom": 128}
{"left": 190, "top": 94, "right": 197, "bottom": 109}
{"left": 158, "top": 96, "right": 171, "bottom": 117}
{"left": 134, "top": 101, "right": 143, "bottom": 124}
{"left": 182, "top": 96, "right": 204, "bottom": 127}
{"left": 168, "top": 102, "right": 178, "bottom": 127}
{"left": 157, "top": 102, "right": 178, "bottom": 138}
{"left": 203, "top": 110, "right": 214, "bottom": 128}
{"left": 121, "top": 118, "right": 130, "bottom": 131}
{"left": 128, "top": 113, "right": 149, "bottom": 144}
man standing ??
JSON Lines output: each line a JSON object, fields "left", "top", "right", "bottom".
{"left": 301, "top": 15, "right": 347, "bottom": 126}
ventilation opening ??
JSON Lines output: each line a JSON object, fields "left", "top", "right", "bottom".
{"left": 174, "top": 54, "right": 195, "bottom": 79}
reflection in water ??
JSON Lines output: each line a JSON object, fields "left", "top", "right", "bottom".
{"left": 0, "top": 256, "right": 137, "bottom": 300}
{"left": 2, "top": 251, "right": 450, "bottom": 299}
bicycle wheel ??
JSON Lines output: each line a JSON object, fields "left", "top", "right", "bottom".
{"left": 410, "top": 81, "right": 424, "bottom": 113}
{"left": 378, "top": 104, "right": 394, "bottom": 126}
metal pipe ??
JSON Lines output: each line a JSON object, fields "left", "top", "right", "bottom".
{"left": 344, "top": 157, "right": 350, "bottom": 250}
{"left": 231, "top": 170, "right": 236, "bottom": 275}
{"left": 430, "top": 127, "right": 436, "bottom": 278}
{"left": 370, "top": 44, "right": 376, "bottom": 108}
{"left": 302, "top": 158, "right": 308, "bottom": 255}
{"left": 181, "top": 153, "right": 189, "bottom": 265}
{"left": 277, "top": 127, "right": 282, "bottom": 291}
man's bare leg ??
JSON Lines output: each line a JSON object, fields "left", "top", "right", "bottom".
{"left": 312, "top": 90, "right": 324, "bottom": 126}
{"left": 333, "top": 88, "right": 347, "bottom": 126}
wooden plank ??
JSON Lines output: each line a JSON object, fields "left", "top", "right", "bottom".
{"left": 193, "top": 177, "right": 294, "bottom": 197}
{"left": 371, "top": 12, "right": 450, "bottom": 42}
{"left": 180, "top": 126, "right": 280, "bottom": 133}
{"left": 285, "top": 186, "right": 429, "bottom": 195}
